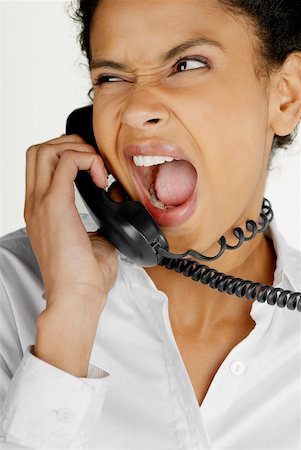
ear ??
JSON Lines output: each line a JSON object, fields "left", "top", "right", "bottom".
{"left": 269, "top": 52, "right": 301, "bottom": 137}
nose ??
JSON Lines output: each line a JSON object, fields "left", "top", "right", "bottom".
{"left": 120, "top": 87, "right": 170, "bottom": 131}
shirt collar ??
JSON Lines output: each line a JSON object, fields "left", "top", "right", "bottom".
{"left": 240, "top": 217, "right": 299, "bottom": 324}
{"left": 266, "top": 218, "right": 300, "bottom": 292}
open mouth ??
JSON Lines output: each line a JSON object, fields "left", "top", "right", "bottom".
{"left": 130, "top": 158, "right": 198, "bottom": 227}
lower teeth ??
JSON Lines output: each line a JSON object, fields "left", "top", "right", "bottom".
{"left": 149, "top": 183, "right": 167, "bottom": 210}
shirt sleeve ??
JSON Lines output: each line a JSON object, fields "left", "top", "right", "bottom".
{"left": 0, "top": 236, "right": 110, "bottom": 450}
{"left": 0, "top": 345, "right": 110, "bottom": 449}
{"left": 0, "top": 253, "right": 110, "bottom": 450}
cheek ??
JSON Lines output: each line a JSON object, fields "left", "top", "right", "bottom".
{"left": 175, "top": 82, "right": 269, "bottom": 220}
{"left": 181, "top": 79, "right": 269, "bottom": 166}
{"left": 189, "top": 78, "right": 267, "bottom": 139}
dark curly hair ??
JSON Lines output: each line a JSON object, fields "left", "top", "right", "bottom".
{"left": 68, "top": 0, "right": 301, "bottom": 151}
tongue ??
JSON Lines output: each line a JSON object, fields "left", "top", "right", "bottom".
{"left": 154, "top": 160, "right": 197, "bottom": 206}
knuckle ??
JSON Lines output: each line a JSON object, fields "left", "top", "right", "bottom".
{"left": 35, "top": 144, "right": 55, "bottom": 158}
{"left": 85, "top": 143, "right": 98, "bottom": 153}
{"left": 84, "top": 146, "right": 96, "bottom": 155}
{"left": 36, "top": 143, "right": 53, "bottom": 153}
{"left": 26, "top": 145, "right": 38, "bottom": 158}
{"left": 69, "top": 133, "right": 86, "bottom": 142}
{"left": 60, "top": 148, "right": 75, "bottom": 159}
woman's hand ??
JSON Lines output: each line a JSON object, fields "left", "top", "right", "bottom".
{"left": 25, "top": 133, "right": 120, "bottom": 375}
{"left": 24, "top": 133, "right": 118, "bottom": 313}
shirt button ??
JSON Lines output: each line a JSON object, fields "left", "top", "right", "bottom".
{"left": 56, "top": 408, "right": 75, "bottom": 423}
{"left": 230, "top": 360, "right": 246, "bottom": 376}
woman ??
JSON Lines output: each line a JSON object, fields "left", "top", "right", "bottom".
{"left": 0, "top": 0, "right": 300, "bottom": 448}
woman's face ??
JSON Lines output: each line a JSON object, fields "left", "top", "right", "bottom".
{"left": 89, "top": 0, "right": 274, "bottom": 255}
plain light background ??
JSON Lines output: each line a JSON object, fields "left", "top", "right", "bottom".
{"left": 1, "top": 1, "right": 301, "bottom": 251}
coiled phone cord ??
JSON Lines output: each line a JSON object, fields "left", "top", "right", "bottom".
{"left": 158, "top": 199, "right": 301, "bottom": 312}
{"left": 157, "top": 198, "right": 273, "bottom": 261}
{"left": 159, "top": 257, "right": 301, "bottom": 311}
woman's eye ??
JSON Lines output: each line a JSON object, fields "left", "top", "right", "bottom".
{"left": 93, "top": 57, "right": 208, "bottom": 87}
{"left": 93, "top": 75, "right": 123, "bottom": 86}
{"left": 175, "top": 57, "right": 209, "bottom": 73}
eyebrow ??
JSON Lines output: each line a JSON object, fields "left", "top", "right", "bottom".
{"left": 89, "top": 36, "right": 225, "bottom": 71}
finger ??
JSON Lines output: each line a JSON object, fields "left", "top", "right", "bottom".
{"left": 25, "top": 146, "right": 37, "bottom": 197}
{"left": 48, "top": 149, "right": 108, "bottom": 199}
{"left": 25, "top": 134, "right": 92, "bottom": 197}
{"left": 34, "top": 142, "right": 98, "bottom": 197}
{"left": 38, "top": 133, "right": 87, "bottom": 146}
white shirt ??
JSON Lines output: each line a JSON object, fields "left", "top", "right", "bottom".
{"left": 0, "top": 213, "right": 300, "bottom": 450}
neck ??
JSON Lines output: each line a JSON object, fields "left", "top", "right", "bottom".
{"left": 144, "top": 231, "right": 277, "bottom": 334}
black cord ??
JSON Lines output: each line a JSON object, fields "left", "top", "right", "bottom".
{"left": 159, "top": 257, "right": 301, "bottom": 312}
{"left": 157, "top": 198, "right": 273, "bottom": 261}
{"left": 158, "top": 199, "right": 301, "bottom": 312}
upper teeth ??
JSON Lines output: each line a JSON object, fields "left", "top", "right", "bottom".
{"left": 133, "top": 155, "right": 175, "bottom": 167}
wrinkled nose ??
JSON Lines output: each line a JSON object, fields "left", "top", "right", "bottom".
{"left": 120, "top": 88, "right": 170, "bottom": 130}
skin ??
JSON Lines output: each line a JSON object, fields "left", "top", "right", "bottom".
{"left": 89, "top": 0, "right": 301, "bottom": 338}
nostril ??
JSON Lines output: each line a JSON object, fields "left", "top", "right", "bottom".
{"left": 146, "top": 118, "right": 160, "bottom": 124}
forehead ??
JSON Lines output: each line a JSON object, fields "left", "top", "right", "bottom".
{"left": 90, "top": 0, "right": 254, "bottom": 64}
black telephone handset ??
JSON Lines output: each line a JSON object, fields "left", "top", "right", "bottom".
{"left": 66, "top": 104, "right": 169, "bottom": 267}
